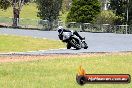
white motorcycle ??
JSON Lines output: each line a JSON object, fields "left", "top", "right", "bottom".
{"left": 58, "top": 31, "right": 88, "bottom": 50}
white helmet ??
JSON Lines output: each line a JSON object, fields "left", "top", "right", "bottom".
{"left": 58, "top": 26, "right": 63, "bottom": 30}
{"left": 57, "top": 26, "right": 63, "bottom": 33}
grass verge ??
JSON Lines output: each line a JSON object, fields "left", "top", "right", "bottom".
{"left": 0, "top": 53, "right": 131, "bottom": 88}
{"left": 0, "top": 35, "right": 65, "bottom": 52}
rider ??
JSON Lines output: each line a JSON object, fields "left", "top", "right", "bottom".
{"left": 57, "top": 26, "right": 85, "bottom": 40}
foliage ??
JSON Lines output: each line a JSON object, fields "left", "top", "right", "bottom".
{"left": 66, "top": 0, "right": 101, "bottom": 23}
{"left": 110, "top": 0, "right": 128, "bottom": 24}
{"left": 128, "top": 0, "right": 132, "bottom": 25}
{"left": 36, "top": 0, "right": 63, "bottom": 30}
{"left": 61, "top": 0, "right": 72, "bottom": 13}
{"left": 36, "top": 0, "right": 62, "bottom": 21}
{"left": 0, "top": 0, "right": 11, "bottom": 10}
{"left": 59, "top": 0, "right": 72, "bottom": 22}
{"left": 96, "top": 10, "right": 118, "bottom": 25}
{"left": 0, "top": 0, "right": 30, "bottom": 10}
{"left": 110, "top": 0, "right": 127, "bottom": 16}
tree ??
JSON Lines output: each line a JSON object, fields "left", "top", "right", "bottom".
{"left": 95, "top": 10, "right": 118, "bottom": 32}
{"left": 66, "top": 0, "right": 101, "bottom": 23}
{"left": 0, "top": 0, "right": 30, "bottom": 10}
{"left": 0, "top": 0, "right": 29, "bottom": 27}
{"left": 0, "top": 0, "right": 10, "bottom": 10}
{"left": 61, "top": 0, "right": 72, "bottom": 13}
{"left": 128, "top": 0, "right": 132, "bottom": 25}
{"left": 110, "top": 0, "right": 127, "bottom": 24}
{"left": 96, "top": 10, "right": 118, "bottom": 25}
{"left": 36, "top": 0, "right": 62, "bottom": 30}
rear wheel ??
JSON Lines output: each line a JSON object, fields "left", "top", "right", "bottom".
{"left": 70, "top": 37, "right": 81, "bottom": 50}
{"left": 67, "top": 43, "right": 71, "bottom": 49}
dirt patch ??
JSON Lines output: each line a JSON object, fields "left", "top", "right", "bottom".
{"left": 0, "top": 52, "right": 131, "bottom": 63}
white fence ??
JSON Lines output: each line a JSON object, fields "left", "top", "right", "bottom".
{"left": 0, "top": 17, "right": 64, "bottom": 30}
{"left": 0, "top": 17, "right": 132, "bottom": 34}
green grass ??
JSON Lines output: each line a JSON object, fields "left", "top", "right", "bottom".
{"left": 0, "top": 3, "right": 38, "bottom": 19}
{"left": 0, "top": 53, "right": 132, "bottom": 88}
{"left": 0, "top": 17, "right": 12, "bottom": 23}
{"left": 0, "top": 3, "right": 67, "bottom": 22}
{"left": 0, "top": 35, "right": 65, "bottom": 52}
{"left": 0, "top": 3, "right": 39, "bottom": 26}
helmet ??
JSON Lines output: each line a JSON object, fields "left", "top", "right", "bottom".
{"left": 58, "top": 26, "right": 63, "bottom": 29}
{"left": 57, "top": 26, "right": 63, "bottom": 33}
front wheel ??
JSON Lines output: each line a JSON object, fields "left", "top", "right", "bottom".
{"left": 83, "top": 42, "right": 88, "bottom": 49}
{"left": 84, "top": 46, "right": 88, "bottom": 49}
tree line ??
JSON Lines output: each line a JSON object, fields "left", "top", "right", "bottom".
{"left": 0, "top": 0, "right": 132, "bottom": 30}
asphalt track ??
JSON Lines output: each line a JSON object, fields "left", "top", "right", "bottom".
{"left": 0, "top": 28, "right": 132, "bottom": 55}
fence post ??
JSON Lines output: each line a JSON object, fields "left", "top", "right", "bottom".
{"left": 125, "top": 24, "right": 127, "bottom": 34}
{"left": 115, "top": 25, "right": 117, "bottom": 33}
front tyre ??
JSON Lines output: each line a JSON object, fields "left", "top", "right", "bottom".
{"left": 84, "top": 46, "right": 88, "bottom": 49}
{"left": 83, "top": 42, "right": 88, "bottom": 49}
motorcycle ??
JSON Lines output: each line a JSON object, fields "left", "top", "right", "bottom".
{"left": 58, "top": 31, "right": 88, "bottom": 50}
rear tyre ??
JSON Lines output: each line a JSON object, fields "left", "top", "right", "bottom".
{"left": 70, "top": 37, "right": 81, "bottom": 50}
{"left": 67, "top": 43, "right": 71, "bottom": 49}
